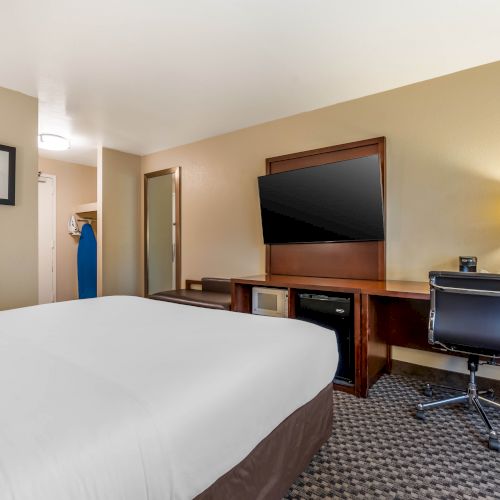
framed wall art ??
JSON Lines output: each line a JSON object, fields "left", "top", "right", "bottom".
{"left": 0, "top": 144, "right": 16, "bottom": 205}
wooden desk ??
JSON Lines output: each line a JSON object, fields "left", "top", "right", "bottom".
{"left": 231, "top": 274, "right": 430, "bottom": 397}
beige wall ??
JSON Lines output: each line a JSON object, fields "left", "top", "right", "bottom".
{"left": 99, "top": 147, "right": 141, "bottom": 296}
{"left": 0, "top": 87, "right": 38, "bottom": 311}
{"left": 38, "top": 157, "right": 97, "bottom": 302}
{"left": 141, "top": 61, "right": 500, "bottom": 379}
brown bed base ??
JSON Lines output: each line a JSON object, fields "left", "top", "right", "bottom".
{"left": 195, "top": 384, "right": 333, "bottom": 500}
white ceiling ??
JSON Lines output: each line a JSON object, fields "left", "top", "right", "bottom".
{"left": 1, "top": 0, "right": 500, "bottom": 166}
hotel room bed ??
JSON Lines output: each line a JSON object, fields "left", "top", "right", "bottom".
{"left": 0, "top": 296, "right": 337, "bottom": 500}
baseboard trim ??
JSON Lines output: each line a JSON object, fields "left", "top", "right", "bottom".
{"left": 391, "top": 360, "right": 500, "bottom": 394}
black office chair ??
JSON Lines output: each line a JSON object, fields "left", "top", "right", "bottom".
{"left": 416, "top": 271, "right": 500, "bottom": 451}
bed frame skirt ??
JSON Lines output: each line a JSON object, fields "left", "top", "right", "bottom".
{"left": 195, "top": 384, "right": 333, "bottom": 500}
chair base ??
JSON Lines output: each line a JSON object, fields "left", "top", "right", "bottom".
{"left": 416, "top": 355, "right": 500, "bottom": 451}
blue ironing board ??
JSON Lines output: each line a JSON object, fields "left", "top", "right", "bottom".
{"left": 77, "top": 223, "right": 97, "bottom": 299}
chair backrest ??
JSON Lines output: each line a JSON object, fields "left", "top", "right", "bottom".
{"left": 201, "top": 277, "right": 231, "bottom": 294}
{"left": 430, "top": 271, "right": 500, "bottom": 356}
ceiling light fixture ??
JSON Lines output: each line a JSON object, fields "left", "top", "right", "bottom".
{"left": 38, "top": 134, "right": 71, "bottom": 151}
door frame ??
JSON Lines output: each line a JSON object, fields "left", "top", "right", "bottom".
{"left": 144, "top": 166, "right": 181, "bottom": 296}
{"left": 38, "top": 172, "right": 57, "bottom": 303}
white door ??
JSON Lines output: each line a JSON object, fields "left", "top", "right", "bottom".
{"left": 38, "top": 174, "right": 56, "bottom": 304}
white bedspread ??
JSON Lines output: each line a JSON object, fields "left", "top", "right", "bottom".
{"left": 0, "top": 296, "right": 338, "bottom": 500}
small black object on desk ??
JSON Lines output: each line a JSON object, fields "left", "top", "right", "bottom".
{"left": 459, "top": 256, "right": 477, "bottom": 272}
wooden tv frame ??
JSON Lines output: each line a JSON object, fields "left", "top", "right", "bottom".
{"left": 265, "top": 137, "right": 386, "bottom": 280}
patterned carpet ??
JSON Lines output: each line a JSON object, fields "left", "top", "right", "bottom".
{"left": 285, "top": 374, "right": 500, "bottom": 499}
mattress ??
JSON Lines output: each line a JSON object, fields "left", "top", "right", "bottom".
{"left": 0, "top": 296, "right": 338, "bottom": 500}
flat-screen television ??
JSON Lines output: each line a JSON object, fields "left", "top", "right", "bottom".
{"left": 258, "top": 155, "right": 384, "bottom": 244}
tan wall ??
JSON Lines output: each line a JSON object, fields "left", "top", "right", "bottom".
{"left": 0, "top": 87, "right": 38, "bottom": 311}
{"left": 99, "top": 147, "right": 141, "bottom": 296}
{"left": 141, "top": 61, "right": 500, "bottom": 379}
{"left": 38, "top": 157, "right": 97, "bottom": 302}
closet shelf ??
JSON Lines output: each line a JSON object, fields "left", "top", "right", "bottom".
{"left": 74, "top": 202, "right": 97, "bottom": 218}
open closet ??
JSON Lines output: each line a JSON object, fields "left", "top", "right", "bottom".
{"left": 38, "top": 158, "right": 97, "bottom": 304}
{"left": 72, "top": 202, "right": 98, "bottom": 299}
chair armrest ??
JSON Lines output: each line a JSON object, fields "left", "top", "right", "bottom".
{"left": 185, "top": 279, "right": 203, "bottom": 290}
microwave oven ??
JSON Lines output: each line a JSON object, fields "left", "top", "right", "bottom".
{"left": 252, "top": 287, "right": 289, "bottom": 318}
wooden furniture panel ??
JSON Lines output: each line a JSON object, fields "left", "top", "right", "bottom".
{"left": 265, "top": 137, "right": 386, "bottom": 280}
{"left": 363, "top": 295, "right": 431, "bottom": 377}
{"left": 287, "top": 288, "right": 297, "bottom": 319}
{"left": 267, "top": 140, "right": 382, "bottom": 174}
{"left": 270, "top": 241, "right": 384, "bottom": 280}
{"left": 361, "top": 294, "right": 390, "bottom": 395}
{"left": 231, "top": 282, "right": 252, "bottom": 314}
{"left": 377, "top": 297, "right": 431, "bottom": 351}
{"left": 232, "top": 274, "right": 431, "bottom": 398}
{"left": 232, "top": 275, "right": 429, "bottom": 299}
{"left": 352, "top": 293, "right": 363, "bottom": 396}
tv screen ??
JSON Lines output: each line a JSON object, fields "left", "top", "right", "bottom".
{"left": 258, "top": 155, "right": 384, "bottom": 244}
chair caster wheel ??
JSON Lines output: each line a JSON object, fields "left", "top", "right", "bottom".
{"left": 489, "top": 437, "right": 500, "bottom": 451}
{"left": 423, "top": 384, "right": 433, "bottom": 397}
{"left": 416, "top": 410, "right": 426, "bottom": 421}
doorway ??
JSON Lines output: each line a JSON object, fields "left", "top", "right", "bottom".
{"left": 38, "top": 173, "right": 57, "bottom": 304}
{"left": 144, "top": 167, "right": 181, "bottom": 296}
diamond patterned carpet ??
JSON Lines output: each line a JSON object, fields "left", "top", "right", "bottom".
{"left": 285, "top": 374, "right": 500, "bottom": 499}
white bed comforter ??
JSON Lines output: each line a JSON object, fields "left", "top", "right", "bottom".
{"left": 0, "top": 296, "right": 338, "bottom": 500}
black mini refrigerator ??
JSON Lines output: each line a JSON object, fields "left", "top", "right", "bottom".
{"left": 296, "top": 292, "right": 355, "bottom": 385}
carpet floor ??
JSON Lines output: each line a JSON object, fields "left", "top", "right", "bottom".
{"left": 285, "top": 374, "right": 500, "bottom": 499}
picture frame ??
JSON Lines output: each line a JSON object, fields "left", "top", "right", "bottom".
{"left": 0, "top": 144, "right": 16, "bottom": 206}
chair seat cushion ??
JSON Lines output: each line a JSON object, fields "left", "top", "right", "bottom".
{"left": 150, "top": 289, "right": 231, "bottom": 310}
